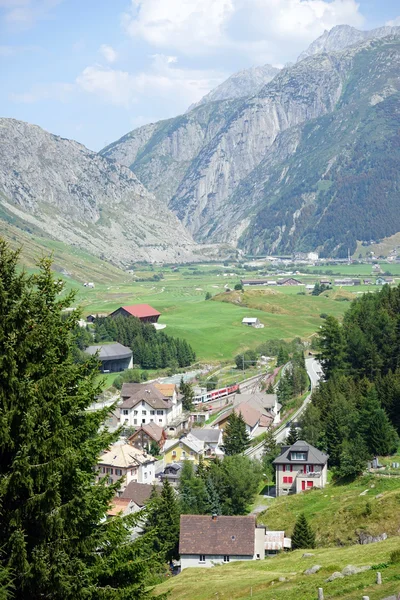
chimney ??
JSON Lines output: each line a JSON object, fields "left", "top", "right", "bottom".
{"left": 212, "top": 514, "right": 218, "bottom": 521}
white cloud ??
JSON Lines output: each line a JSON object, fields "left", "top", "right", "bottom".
{"left": 76, "top": 54, "right": 225, "bottom": 109}
{"left": 123, "top": 0, "right": 364, "bottom": 62}
{"left": 10, "top": 82, "right": 74, "bottom": 103}
{"left": 0, "top": 0, "right": 62, "bottom": 29}
{"left": 122, "top": 0, "right": 235, "bottom": 55}
{"left": 386, "top": 16, "right": 400, "bottom": 27}
{"left": 99, "top": 44, "right": 118, "bottom": 64}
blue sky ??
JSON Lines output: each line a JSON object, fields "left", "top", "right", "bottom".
{"left": 1, "top": 0, "right": 399, "bottom": 150}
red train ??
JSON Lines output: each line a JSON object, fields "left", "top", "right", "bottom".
{"left": 193, "top": 383, "right": 239, "bottom": 404}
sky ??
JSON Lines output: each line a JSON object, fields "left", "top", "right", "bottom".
{"left": 1, "top": 0, "right": 399, "bottom": 150}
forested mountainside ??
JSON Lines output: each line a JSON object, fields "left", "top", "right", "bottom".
{"left": 187, "top": 64, "right": 281, "bottom": 111}
{"left": 101, "top": 34, "right": 400, "bottom": 258}
{"left": 0, "top": 118, "right": 210, "bottom": 266}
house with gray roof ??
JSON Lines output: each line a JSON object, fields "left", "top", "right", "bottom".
{"left": 273, "top": 440, "right": 328, "bottom": 496}
{"left": 190, "top": 427, "right": 224, "bottom": 455}
{"left": 85, "top": 342, "right": 133, "bottom": 373}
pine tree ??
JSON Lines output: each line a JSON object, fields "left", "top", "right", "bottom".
{"left": 179, "top": 377, "right": 194, "bottom": 411}
{"left": 276, "top": 347, "right": 289, "bottom": 366}
{"left": 291, "top": 514, "right": 316, "bottom": 550}
{"left": 0, "top": 241, "right": 154, "bottom": 599}
{"left": 223, "top": 411, "right": 250, "bottom": 455}
{"left": 317, "top": 315, "right": 346, "bottom": 379}
{"left": 287, "top": 422, "right": 299, "bottom": 445}
{"left": 205, "top": 476, "right": 222, "bottom": 515}
{"left": 143, "top": 479, "right": 180, "bottom": 563}
{"left": 266, "top": 381, "right": 275, "bottom": 394}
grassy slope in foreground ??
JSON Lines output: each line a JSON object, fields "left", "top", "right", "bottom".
{"left": 155, "top": 537, "right": 400, "bottom": 600}
{"left": 258, "top": 473, "right": 400, "bottom": 547}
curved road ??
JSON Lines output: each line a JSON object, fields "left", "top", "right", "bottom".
{"left": 246, "top": 357, "right": 322, "bottom": 459}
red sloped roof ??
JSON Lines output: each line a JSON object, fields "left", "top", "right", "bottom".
{"left": 122, "top": 304, "right": 161, "bottom": 318}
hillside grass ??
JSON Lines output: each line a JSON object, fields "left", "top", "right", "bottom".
{"left": 155, "top": 537, "right": 400, "bottom": 600}
{"left": 257, "top": 473, "right": 400, "bottom": 547}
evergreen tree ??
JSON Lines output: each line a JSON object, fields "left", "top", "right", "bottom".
{"left": 291, "top": 514, "right": 315, "bottom": 550}
{"left": 317, "top": 315, "right": 346, "bottom": 379}
{"left": 0, "top": 241, "right": 154, "bottom": 599}
{"left": 205, "top": 476, "right": 222, "bottom": 515}
{"left": 338, "top": 436, "right": 369, "bottom": 479}
{"left": 298, "top": 404, "right": 324, "bottom": 448}
{"left": 266, "top": 381, "right": 275, "bottom": 394}
{"left": 277, "top": 371, "right": 293, "bottom": 406}
{"left": 143, "top": 479, "right": 180, "bottom": 563}
{"left": 277, "top": 346, "right": 289, "bottom": 366}
{"left": 287, "top": 422, "right": 299, "bottom": 445}
{"left": 179, "top": 377, "right": 194, "bottom": 411}
{"left": 223, "top": 411, "right": 250, "bottom": 455}
{"left": 262, "top": 430, "right": 280, "bottom": 482}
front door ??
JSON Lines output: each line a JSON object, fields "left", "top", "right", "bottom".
{"left": 302, "top": 480, "right": 306, "bottom": 491}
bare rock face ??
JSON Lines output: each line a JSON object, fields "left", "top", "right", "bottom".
{"left": 102, "top": 32, "right": 400, "bottom": 258}
{"left": 297, "top": 24, "right": 400, "bottom": 62}
{"left": 187, "top": 64, "right": 281, "bottom": 111}
{"left": 0, "top": 118, "right": 205, "bottom": 265}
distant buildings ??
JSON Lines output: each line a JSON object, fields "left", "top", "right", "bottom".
{"left": 242, "top": 317, "right": 264, "bottom": 328}
{"left": 85, "top": 342, "right": 133, "bottom": 373}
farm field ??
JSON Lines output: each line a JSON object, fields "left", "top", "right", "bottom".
{"left": 154, "top": 536, "right": 400, "bottom": 600}
{"left": 71, "top": 275, "right": 356, "bottom": 361}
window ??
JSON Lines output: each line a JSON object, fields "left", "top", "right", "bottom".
{"left": 291, "top": 452, "right": 306, "bottom": 461}
{"left": 190, "top": 451, "right": 194, "bottom": 456}
{"left": 134, "top": 419, "right": 137, "bottom": 425}
{"left": 306, "top": 465, "right": 314, "bottom": 473}
{"left": 157, "top": 410, "right": 164, "bottom": 415}
{"left": 199, "top": 555, "right": 205, "bottom": 563}
{"left": 150, "top": 419, "right": 154, "bottom": 422}
{"left": 150, "top": 410, "right": 155, "bottom": 415}
{"left": 223, "top": 556, "right": 230, "bottom": 563}
{"left": 172, "top": 450, "right": 177, "bottom": 457}
{"left": 159, "top": 419, "right": 162, "bottom": 423}
{"left": 283, "top": 476, "right": 293, "bottom": 484}
{"left": 115, "top": 468, "right": 123, "bottom": 476}
{"left": 101, "top": 467, "right": 106, "bottom": 474}
{"left": 142, "top": 410, "right": 147, "bottom": 415}
{"left": 144, "top": 472, "right": 147, "bottom": 479}
{"left": 122, "top": 409, "right": 129, "bottom": 415}
{"left": 256, "top": 553, "right": 260, "bottom": 560}
{"left": 307, "top": 481, "right": 313, "bottom": 488}
{"left": 182, "top": 451, "right": 186, "bottom": 458}
{"left": 142, "top": 400, "right": 145, "bottom": 406}
{"left": 106, "top": 468, "right": 113, "bottom": 474}
{"left": 142, "top": 419, "right": 146, "bottom": 424}
{"left": 134, "top": 410, "right": 138, "bottom": 415}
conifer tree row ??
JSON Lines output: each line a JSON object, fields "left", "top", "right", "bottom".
{"left": 94, "top": 315, "right": 196, "bottom": 369}
{"left": 0, "top": 240, "right": 159, "bottom": 599}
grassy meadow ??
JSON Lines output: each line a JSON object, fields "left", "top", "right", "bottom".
{"left": 155, "top": 537, "right": 400, "bottom": 600}
{"left": 5, "top": 224, "right": 399, "bottom": 362}
{"left": 257, "top": 472, "right": 400, "bottom": 547}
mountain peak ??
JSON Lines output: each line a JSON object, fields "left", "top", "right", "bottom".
{"left": 298, "top": 23, "right": 400, "bottom": 61}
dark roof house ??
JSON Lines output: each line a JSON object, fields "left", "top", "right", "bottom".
{"left": 85, "top": 342, "right": 133, "bottom": 373}
{"left": 273, "top": 440, "right": 328, "bottom": 466}
{"left": 179, "top": 514, "right": 256, "bottom": 557}
{"left": 120, "top": 481, "right": 160, "bottom": 508}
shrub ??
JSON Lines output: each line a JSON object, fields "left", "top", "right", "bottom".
{"left": 390, "top": 549, "right": 400, "bottom": 564}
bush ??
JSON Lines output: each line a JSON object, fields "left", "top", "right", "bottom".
{"left": 320, "top": 313, "right": 328, "bottom": 319}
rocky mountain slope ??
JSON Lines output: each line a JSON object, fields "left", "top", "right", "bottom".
{"left": 298, "top": 23, "right": 400, "bottom": 61}
{"left": 102, "top": 33, "right": 400, "bottom": 257}
{"left": 0, "top": 118, "right": 213, "bottom": 266}
{"left": 187, "top": 64, "right": 280, "bottom": 110}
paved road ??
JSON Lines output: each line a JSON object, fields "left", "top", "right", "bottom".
{"left": 246, "top": 357, "right": 322, "bottom": 459}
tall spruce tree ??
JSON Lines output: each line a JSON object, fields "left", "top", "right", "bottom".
{"left": 317, "top": 315, "right": 346, "bottom": 379}
{"left": 223, "top": 411, "right": 250, "bottom": 455}
{"left": 291, "top": 514, "right": 316, "bottom": 550}
{"left": 143, "top": 479, "right": 180, "bottom": 563}
{"left": 0, "top": 241, "right": 154, "bottom": 599}
{"left": 287, "top": 422, "right": 299, "bottom": 445}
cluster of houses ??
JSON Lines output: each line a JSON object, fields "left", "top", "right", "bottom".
{"left": 241, "top": 277, "right": 302, "bottom": 287}
{"left": 96, "top": 374, "right": 329, "bottom": 568}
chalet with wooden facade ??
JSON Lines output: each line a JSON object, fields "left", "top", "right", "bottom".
{"left": 109, "top": 304, "right": 161, "bottom": 323}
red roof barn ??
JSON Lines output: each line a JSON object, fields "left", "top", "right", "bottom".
{"left": 109, "top": 304, "right": 161, "bottom": 323}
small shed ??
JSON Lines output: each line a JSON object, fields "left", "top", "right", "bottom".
{"left": 242, "top": 317, "right": 264, "bottom": 329}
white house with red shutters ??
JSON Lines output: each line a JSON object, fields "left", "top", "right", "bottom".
{"left": 273, "top": 440, "right": 328, "bottom": 497}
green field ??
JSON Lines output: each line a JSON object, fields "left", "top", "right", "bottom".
{"left": 155, "top": 537, "right": 400, "bottom": 600}
{"left": 5, "top": 227, "right": 399, "bottom": 362}
{"left": 257, "top": 472, "right": 400, "bottom": 547}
